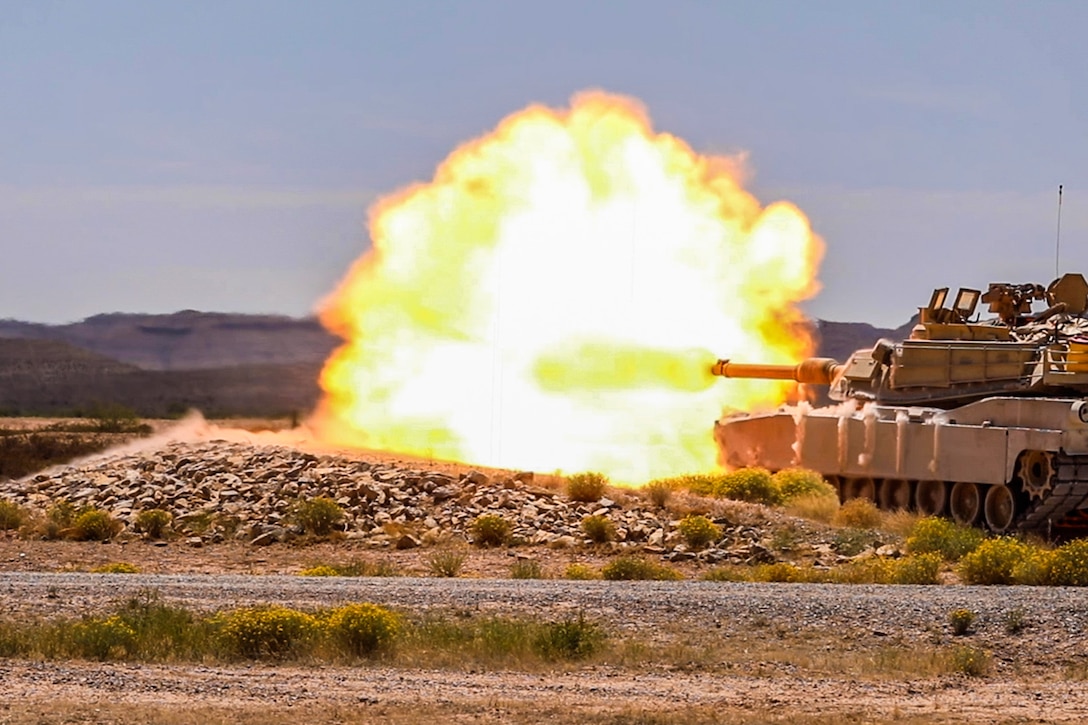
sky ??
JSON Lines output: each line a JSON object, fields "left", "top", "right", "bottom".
{"left": 2, "top": 0, "right": 1087, "bottom": 328}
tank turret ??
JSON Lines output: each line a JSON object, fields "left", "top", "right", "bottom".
{"left": 713, "top": 273, "right": 1088, "bottom": 536}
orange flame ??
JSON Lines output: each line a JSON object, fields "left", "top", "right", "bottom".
{"left": 315, "top": 91, "right": 822, "bottom": 483}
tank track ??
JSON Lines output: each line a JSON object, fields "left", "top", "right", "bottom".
{"left": 1017, "top": 453, "right": 1088, "bottom": 534}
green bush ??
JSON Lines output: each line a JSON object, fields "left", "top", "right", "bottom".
{"left": 601, "top": 555, "right": 682, "bottom": 581}
{"left": 643, "top": 479, "right": 673, "bottom": 508}
{"left": 832, "top": 498, "right": 882, "bottom": 529}
{"left": 832, "top": 528, "right": 879, "bottom": 556}
{"left": 566, "top": 472, "right": 608, "bottom": 503}
{"left": 134, "top": 509, "right": 173, "bottom": 539}
{"left": 564, "top": 563, "right": 598, "bottom": 580}
{"left": 324, "top": 603, "right": 401, "bottom": 657}
{"left": 772, "top": 468, "right": 836, "bottom": 502}
{"left": 426, "top": 550, "right": 466, "bottom": 577}
{"left": 218, "top": 606, "right": 317, "bottom": 659}
{"left": 949, "top": 608, "right": 976, "bottom": 636}
{"left": 1004, "top": 607, "right": 1028, "bottom": 634}
{"left": 531, "top": 614, "right": 604, "bottom": 661}
{"left": 677, "top": 515, "right": 722, "bottom": 550}
{"left": 581, "top": 515, "right": 615, "bottom": 544}
{"left": 470, "top": 514, "right": 511, "bottom": 547}
{"left": 905, "top": 517, "right": 986, "bottom": 562}
{"left": 510, "top": 559, "right": 545, "bottom": 579}
{"left": 0, "top": 499, "right": 24, "bottom": 531}
{"left": 958, "top": 538, "right": 1033, "bottom": 585}
{"left": 947, "top": 645, "right": 991, "bottom": 676}
{"left": 72, "top": 508, "right": 119, "bottom": 542}
{"left": 712, "top": 468, "right": 781, "bottom": 505}
{"left": 290, "top": 497, "right": 345, "bottom": 537}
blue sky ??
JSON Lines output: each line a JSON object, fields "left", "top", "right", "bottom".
{"left": 2, "top": 0, "right": 1086, "bottom": 326}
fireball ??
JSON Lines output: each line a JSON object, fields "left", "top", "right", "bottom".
{"left": 315, "top": 91, "right": 822, "bottom": 483}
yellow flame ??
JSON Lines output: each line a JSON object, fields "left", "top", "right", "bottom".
{"left": 315, "top": 91, "right": 823, "bottom": 483}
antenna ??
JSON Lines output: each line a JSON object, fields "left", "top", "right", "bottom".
{"left": 1055, "top": 184, "right": 1064, "bottom": 278}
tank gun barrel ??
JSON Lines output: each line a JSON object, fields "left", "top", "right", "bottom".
{"left": 711, "top": 357, "right": 843, "bottom": 385}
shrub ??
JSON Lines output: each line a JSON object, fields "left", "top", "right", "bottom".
{"left": 90, "top": 562, "right": 139, "bottom": 574}
{"left": 531, "top": 614, "right": 604, "bottom": 661}
{"left": 671, "top": 473, "right": 718, "bottom": 496}
{"left": 1012, "top": 548, "right": 1053, "bottom": 586}
{"left": 772, "top": 468, "right": 835, "bottom": 502}
{"left": 300, "top": 559, "right": 400, "bottom": 577}
{"left": 830, "top": 558, "right": 892, "bottom": 584}
{"left": 905, "top": 517, "right": 985, "bottom": 562}
{"left": 470, "top": 514, "right": 511, "bottom": 547}
{"left": 832, "top": 498, "right": 882, "bottom": 529}
{"left": 566, "top": 472, "right": 608, "bottom": 503}
{"left": 290, "top": 497, "right": 345, "bottom": 537}
{"left": 601, "top": 555, "right": 682, "bottom": 581}
{"left": 134, "top": 509, "right": 172, "bottom": 540}
{"left": 889, "top": 553, "right": 942, "bottom": 585}
{"left": 643, "top": 479, "right": 673, "bottom": 508}
{"left": 426, "top": 550, "right": 466, "bottom": 577}
{"left": 1049, "top": 539, "right": 1088, "bottom": 586}
{"left": 702, "top": 566, "right": 747, "bottom": 582}
{"left": 68, "top": 615, "right": 138, "bottom": 660}
{"left": 1004, "top": 607, "right": 1028, "bottom": 634}
{"left": 785, "top": 492, "right": 840, "bottom": 524}
{"left": 564, "top": 563, "right": 598, "bottom": 580}
{"left": 677, "top": 515, "right": 722, "bottom": 550}
{"left": 299, "top": 565, "right": 340, "bottom": 577}
{"left": 510, "top": 559, "right": 545, "bottom": 579}
{"left": 712, "top": 468, "right": 780, "bottom": 505}
{"left": 949, "top": 608, "right": 976, "bottom": 636}
{"left": 958, "top": 538, "right": 1033, "bottom": 585}
{"left": 0, "top": 499, "right": 24, "bottom": 531}
{"left": 750, "top": 562, "right": 820, "bottom": 583}
{"left": 947, "top": 645, "right": 991, "bottom": 676}
{"left": 324, "top": 603, "right": 401, "bottom": 657}
{"left": 41, "top": 500, "right": 77, "bottom": 539}
{"left": 833, "top": 528, "right": 879, "bottom": 556}
{"left": 581, "top": 515, "right": 615, "bottom": 544}
{"left": 218, "top": 606, "right": 317, "bottom": 659}
{"left": 72, "top": 508, "right": 119, "bottom": 542}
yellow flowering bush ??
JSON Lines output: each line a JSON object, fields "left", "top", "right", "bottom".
{"left": 218, "top": 606, "right": 317, "bottom": 659}
{"left": 324, "top": 603, "right": 401, "bottom": 657}
{"left": 1049, "top": 539, "right": 1088, "bottom": 586}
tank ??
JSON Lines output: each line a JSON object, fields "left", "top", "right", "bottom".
{"left": 713, "top": 272, "right": 1088, "bottom": 535}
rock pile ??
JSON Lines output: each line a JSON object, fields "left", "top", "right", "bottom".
{"left": 0, "top": 440, "right": 801, "bottom": 562}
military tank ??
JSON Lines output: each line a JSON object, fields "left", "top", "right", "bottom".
{"left": 713, "top": 272, "right": 1088, "bottom": 535}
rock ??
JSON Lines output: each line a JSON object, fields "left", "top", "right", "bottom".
{"left": 394, "top": 534, "right": 421, "bottom": 550}
{"left": 463, "top": 470, "right": 490, "bottom": 486}
{"left": 185, "top": 536, "right": 204, "bottom": 548}
{"left": 249, "top": 532, "right": 278, "bottom": 547}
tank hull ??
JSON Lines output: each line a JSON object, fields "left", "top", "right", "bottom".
{"left": 715, "top": 397, "right": 1088, "bottom": 534}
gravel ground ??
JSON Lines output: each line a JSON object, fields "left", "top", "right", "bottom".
{"left": 4, "top": 574, "right": 1088, "bottom": 723}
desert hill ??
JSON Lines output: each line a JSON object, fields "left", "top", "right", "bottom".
{"left": 0, "top": 312, "right": 906, "bottom": 417}
{"left": 0, "top": 312, "right": 338, "bottom": 371}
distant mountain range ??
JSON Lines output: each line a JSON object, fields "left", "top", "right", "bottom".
{"left": 0, "top": 312, "right": 912, "bottom": 418}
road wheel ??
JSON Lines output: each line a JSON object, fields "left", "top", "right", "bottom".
{"left": 950, "top": 482, "right": 982, "bottom": 525}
